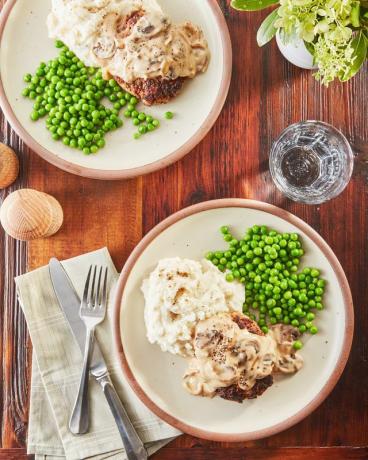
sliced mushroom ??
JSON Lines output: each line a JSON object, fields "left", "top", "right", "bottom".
{"left": 93, "top": 35, "right": 117, "bottom": 60}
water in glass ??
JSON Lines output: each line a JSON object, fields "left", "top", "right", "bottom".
{"left": 269, "top": 121, "right": 354, "bottom": 204}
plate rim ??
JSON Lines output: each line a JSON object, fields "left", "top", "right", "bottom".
{"left": 112, "top": 198, "right": 354, "bottom": 441}
{"left": 0, "top": 0, "right": 232, "bottom": 180}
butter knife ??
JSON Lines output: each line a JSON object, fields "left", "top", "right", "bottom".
{"left": 49, "top": 258, "right": 147, "bottom": 460}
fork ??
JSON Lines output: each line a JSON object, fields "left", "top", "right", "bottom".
{"left": 69, "top": 265, "right": 108, "bottom": 435}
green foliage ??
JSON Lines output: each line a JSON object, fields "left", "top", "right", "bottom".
{"left": 231, "top": 0, "right": 278, "bottom": 12}
{"left": 341, "top": 31, "right": 368, "bottom": 80}
{"left": 257, "top": 9, "right": 279, "bottom": 46}
{"left": 231, "top": 0, "right": 368, "bottom": 84}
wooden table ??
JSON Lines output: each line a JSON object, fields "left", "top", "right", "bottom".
{"left": 1, "top": 0, "right": 368, "bottom": 458}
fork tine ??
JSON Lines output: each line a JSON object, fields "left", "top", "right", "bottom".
{"left": 102, "top": 267, "right": 108, "bottom": 308}
{"left": 82, "top": 265, "right": 93, "bottom": 305}
{"left": 95, "top": 266, "right": 103, "bottom": 306}
{"left": 89, "top": 266, "right": 97, "bottom": 306}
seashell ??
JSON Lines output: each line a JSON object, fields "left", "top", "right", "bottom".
{"left": 0, "top": 143, "right": 19, "bottom": 189}
{"left": 0, "top": 189, "right": 63, "bottom": 241}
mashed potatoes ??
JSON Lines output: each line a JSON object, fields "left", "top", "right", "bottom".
{"left": 141, "top": 258, "right": 244, "bottom": 357}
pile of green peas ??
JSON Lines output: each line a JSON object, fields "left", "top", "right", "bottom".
{"left": 22, "top": 41, "right": 162, "bottom": 152}
{"left": 206, "top": 225, "right": 326, "bottom": 349}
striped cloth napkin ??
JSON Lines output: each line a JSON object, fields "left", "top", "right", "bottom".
{"left": 15, "top": 248, "right": 180, "bottom": 460}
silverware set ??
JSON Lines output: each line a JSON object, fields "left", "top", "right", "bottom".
{"left": 49, "top": 259, "right": 147, "bottom": 460}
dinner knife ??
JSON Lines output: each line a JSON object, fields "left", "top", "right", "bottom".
{"left": 49, "top": 258, "right": 147, "bottom": 460}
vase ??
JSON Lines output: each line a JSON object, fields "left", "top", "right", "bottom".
{"left": 276, "top": 30, "right": 318, "bottom": 70}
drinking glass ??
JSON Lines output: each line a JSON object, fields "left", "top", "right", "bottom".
{"left": 269, "top": 121, "right": 354, "bottom": 205}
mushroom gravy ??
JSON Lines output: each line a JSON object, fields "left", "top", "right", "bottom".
{"left": 47, "top": 0, "right": 210, "bottom": 83}
{"left": 183, "top": 313, "right": 303, "bottom": 398}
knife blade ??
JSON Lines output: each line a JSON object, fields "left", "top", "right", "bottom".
{"left": 49, "top": 258, "right": 147, "bottom": 460}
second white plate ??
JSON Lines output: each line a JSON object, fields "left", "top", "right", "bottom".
{"left": 113, "top": 199, "right": 353, "bottom": 441}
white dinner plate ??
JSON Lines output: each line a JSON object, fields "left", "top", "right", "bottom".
{"left": 0, "top": 0, "right": 231, "bottom": 179}
{"left": 113, "top": 199, "right": 353, "bottom": 441}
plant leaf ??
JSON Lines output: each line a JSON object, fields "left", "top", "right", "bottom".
{"left": 231, "top": 0, "right": 279, "bottom": 12}
{"left": 303, "top": 40, "right": 317, "bottom": 65}
{"left": 303, "top": 40, "right": 315, "bottom": 57}
{"left": 341, "top": 31, "right": 367, "bottom": 81}
{"left": 350, "top": 1, "right": 360, "bottom": 27}
{"left": 304, "top": 40, "right": 314, "bottom": 56}
{"left": 257, "top": 9, "right": 279, "bottom": 47}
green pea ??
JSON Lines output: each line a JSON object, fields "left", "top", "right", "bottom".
{"left": 298, "top": 293, "right": 308, "bottom": 303}
{"left": 266, "top": 298, "right": 276, "bottom": 308}
{"left": 306, "top": 312, "right": 315, "bottom": 321}
{"left": 78, "top": 138, "right": 86, "bottom": 148}
{"left": 30, "top": 111, "right": 39, "bottom": 121}
{"left": 293, "top": 340, "right": 303, "bottom": 350}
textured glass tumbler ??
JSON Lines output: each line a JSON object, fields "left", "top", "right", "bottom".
{"left": 269, "top": 121, "right": 354, "bottom": 205}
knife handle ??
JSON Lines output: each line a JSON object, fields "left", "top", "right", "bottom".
{"left": 97, "top": 375, "right": 147, "bottom": 460}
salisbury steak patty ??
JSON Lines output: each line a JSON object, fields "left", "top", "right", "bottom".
{"left": 183, "top": 312, "right": 304, "bottom": 403}
{"left": 215, "top": 313, "right": 273, "bottom": 403}
{"left": 216, "top": 375, "right": 274, "bottom": 403}
{"left": 115, "top": 75, "right": 186, "bottom": 105}
{"left": 231, "top": 312, "right": 264, "bottom": 335}
{"left": 113, "top": 9, "right": 187, "bottom": 105}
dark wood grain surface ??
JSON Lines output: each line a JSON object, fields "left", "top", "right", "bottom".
{"left": 1, "top": 0, "right": 368, "bottom": 458}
